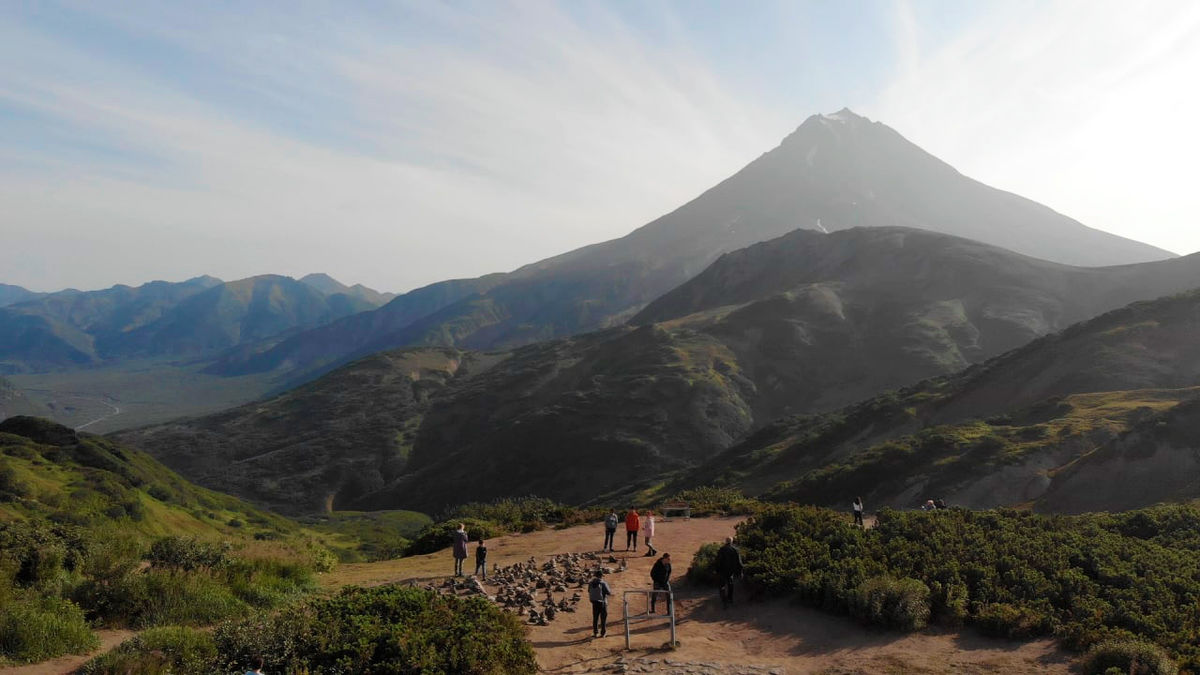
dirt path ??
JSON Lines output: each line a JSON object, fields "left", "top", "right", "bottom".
{"left": 327, "top": 516, "right": 1074, "bottom": 674}
{"left": 0, "top": 630, "right": 135, "bottom": 675}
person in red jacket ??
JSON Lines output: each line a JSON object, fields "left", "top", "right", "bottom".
{"left": 625, "top": 509, "right": 640, "bottom": 551}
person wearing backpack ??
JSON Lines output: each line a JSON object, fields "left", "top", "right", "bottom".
{"left": 603, "top": 509, "right": 619, "bottom": 552}
{"left": 588, "top": 570, "right": 613, "bottom": 638}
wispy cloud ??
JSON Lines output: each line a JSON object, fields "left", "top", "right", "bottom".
{"left": 867, "top": 0, "right": 1200, "bottom": 257}
{"left": 0, "top": 1, "right": 789, "bottom": 292}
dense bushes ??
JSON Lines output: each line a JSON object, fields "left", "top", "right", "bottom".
{"left": 407, "top": 518, "right": 503, "bottom": 556}
{"left": 1080, "top": 640, "right": 1177, "bottom": 675}
{"left": 667, "top": 486, "right": 762, "bottom": 516}
{"left": 84, "top": 585, "right": 538, "bottom": 674}
{"left": 0, "top": 591, "right": 97, "bottom": 663}
{"left": 847, "top": 576, "right": 929, "bottom": 630}
{"left": 734, "top": 504, "right": 1200, "bottom": 669}
{"left": 409, "top": 496, "right": 607, "bottom": 556}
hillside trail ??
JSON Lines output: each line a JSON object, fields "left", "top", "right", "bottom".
{"left": 328, "top": 515, "right": 1073, "bottom": 674}
{"left": 0, "top": 630, "right": 134, "bottom": 675}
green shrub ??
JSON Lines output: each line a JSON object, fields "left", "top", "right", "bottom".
{"left": 209, "top": 585, "right": 537, "bottom": 673}
{"left": 667, "top": 486, "right": 761, "bottom": 516}
{"left": 1080, "top": 640, "right": 1177, "bottom": 675}
{"left": 734, "top": 504, "right": 1200, "bottom": 664}
{"left": 0, "top": 592, "right": 98, "bottom": 663}
{"left": 148, "top": 536, "right": 230, "bottom": 571}
{"left": 78, "top": 626, "right": 216, "bottom": 675}
{"left": 686, "top": 542, "right": 722, "bottom": 586}
{"left": 408, "top": 518, "right": 503, "bottom": 556}
{"left": 847, "top": 576, "right": 930, "bottom": 630}
{"left": 976, "top": 603, "right": 1053, "bottom": 639}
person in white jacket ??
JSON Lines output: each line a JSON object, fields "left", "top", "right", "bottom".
{"left": 642, "top": 510, "right": 657, "bottom": 557}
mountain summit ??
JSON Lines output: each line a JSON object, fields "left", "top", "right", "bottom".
{"left": 212, "top": 110, "right": 1174, "bottom": 382}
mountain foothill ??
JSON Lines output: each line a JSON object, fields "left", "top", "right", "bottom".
{"left": 6, "top": 109, "right": 1200, "bottom": 523}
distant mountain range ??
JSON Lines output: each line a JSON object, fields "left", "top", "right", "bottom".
{"left": 0, "top": 274, "right": 393, "bottom": 373}
{"left": 208, "top": 109, "right": 1174, "bottom": 387}
{"left": 116, "top": 227, "right": 1200, "bottom": 514}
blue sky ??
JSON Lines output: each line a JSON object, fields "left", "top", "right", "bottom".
{"left": 2, "top": 0, "right": 1199, "bottom": 292}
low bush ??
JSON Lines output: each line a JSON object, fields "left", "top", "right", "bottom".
{"left": 975, "top": 603, "right": 1053, "bottom": 639}
{"left": 847, "top": 576, "right": 930, "bottom": 630}
{"left": 667, "top": 486, "right": 762, "bottom": 517}
{"left": 148, "top": 536, "right": 230, "bottom": 571}
{"left": 90, "top": 585, "right": 538, "bottom": 673}
{"left": 0, "top": 591, "right": 98, "bottom": 663}
{"left": 1080, "top": 640, "right": 1177, "bottom": 675}
{"left": 686, "top": 542, "right": 722, "bottom": 586}
{"left": 78, "top": 626, "right": 216, "bottom": 675}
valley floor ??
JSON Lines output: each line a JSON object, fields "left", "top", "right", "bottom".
{"left": 327, "top": 517, "right": 1074, "bottom": 674}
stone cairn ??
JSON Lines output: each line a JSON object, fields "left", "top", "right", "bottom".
{"left": 420, "top": 551, "right": 628, "bottom": 626}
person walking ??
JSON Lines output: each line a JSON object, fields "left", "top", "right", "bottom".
{"left": 452, "top": 523, "right": 469, "bottom": 576}
{"left": 715, "top": 536, "right": 744, "bottom": 608}
{"left": 474, "top": 538, "right": 488, "bottom": 579}
{"left": 649, "top": 553, "right": 672, "bottom": 614}
{"left": 852, "top": 497, "right": 865, "bottom": 528}
{"left": 588, "top": 570, "right": 613, "bottom": 638}
{"left": 625, "top": 509, "right": 640, "bottom": 551}
{"left": 603, "top": 509, "right": 619, "bottom": 552}
{"left": 642, "top": 510, "right": 657, "bottom": 557}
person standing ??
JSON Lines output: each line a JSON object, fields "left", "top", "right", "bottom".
{"left": 603, "top": 509, "right": 619, "bottom": 552}
{"left": 452, "top": 523, "right": 469, "bottom": 576}
{"left": 852, "top": 497, "right": 865, "bottom": 528}
{"left": 588, "top": 570, "right": 613, "bottom": 638}
{"left": 474, "top": 538, "right": 488, "bottom": 579}
{"left": 625, "top": 509, "right": 640, "bottom": 551}
{"left": 642, "top": 510, "right": 657, "bottom": 557}
{"left": 715, "top": 536, "right": 744, "bottom": 608}
{"left": 649, "top": 553, "right": 672, "bottom": 614}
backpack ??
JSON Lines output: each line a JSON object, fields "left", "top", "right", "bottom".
{"left": 588, "top": 579, "right": 609, "bottom": 603}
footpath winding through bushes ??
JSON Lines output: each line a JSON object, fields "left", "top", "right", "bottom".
{"left": 714, "top": 504, "right": 1200, "bottom": 674}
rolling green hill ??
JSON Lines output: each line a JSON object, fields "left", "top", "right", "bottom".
{"left": 0, "top": 416, "right": 296, "bottom": 539}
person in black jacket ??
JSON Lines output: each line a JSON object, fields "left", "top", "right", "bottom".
{"left": 649, "top": 553, "right": 672, "bottom": 614}
{"left": 715, "top": 536, "right": 744, "bottom": 608}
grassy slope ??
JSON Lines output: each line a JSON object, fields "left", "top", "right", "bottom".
{"left": 113, "top": 349, "right": 465, "bottom": 514}
{"left": 0, "top": 418, "right": 296, "bottom": 541}
{"left": 680, "top": 289, "right": 1200, "bottom": 513}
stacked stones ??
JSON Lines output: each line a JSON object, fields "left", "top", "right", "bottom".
{"left": 434, "top": 550, "right": 628, "bottom": 626}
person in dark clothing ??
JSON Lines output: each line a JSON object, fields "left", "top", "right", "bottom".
{"left": 715, "top": 536, "right": 744, "bottom": 608}
{"left": 452, "top": 523, "right": 469, "bottom": 576}
{"left": 852, "top": 496, "right": 865, "bottom": 528}
{"left": 603, "top": 510, "right": 619, "bottom": 552}
{"left": 649, "top": 553, "right": 672, "bottom": 614}
{"left": 474, "top": 539, "right": 488, "bottom": 579}
{"left": 588, "top": 570, "right": 613, "bottom": 637}
{"left": 934, "top": 497, "right": 947, "bottom": 510}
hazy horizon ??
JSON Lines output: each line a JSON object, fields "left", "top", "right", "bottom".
{"left": 3, "top": 0, "right": 1199, "bottom": 294}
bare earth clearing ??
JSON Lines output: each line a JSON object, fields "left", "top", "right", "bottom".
{"left": 0, "top": 631, "right": 134, "bottom": 675}
{"left": 328, "top": 516, "right": 1073, "bottom": 674}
